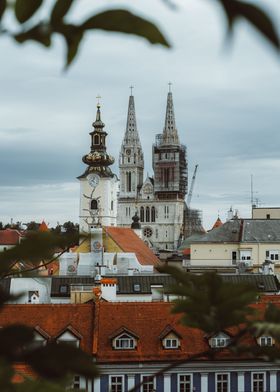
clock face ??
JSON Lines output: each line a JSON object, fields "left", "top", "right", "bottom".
{"left": 126, "top": 149, "right": 131, "bottom": 155}
{"left": 87, "top": 173, "right": 100, "bottom": 188}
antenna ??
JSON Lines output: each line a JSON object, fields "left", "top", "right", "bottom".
{"left": 250, "top": 174, "right": 254, "bottom": 207}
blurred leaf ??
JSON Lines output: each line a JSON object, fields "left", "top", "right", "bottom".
{"left": 24, "top": 342, "right": 98, "bottom": 381}
{"left": 56, "top": 24, "right": 83, "bottom": 68}
{"left": 14, "top": 23, "right": 51, "bottom": 47}
{"left": 160, "top": 266, "right": 257, "bottom": 334}
{"left": 0, "top": 325, "right": 34, "bottom": 361}
{"left": 0, "top": 0, "right": 6, "bottom": 22}
{"left": 0, "top": 231, "right": 79, "bottom": 275}
{"left": 219, "top": 0, "right": 280, "bottom": 51}
{"left": 251, "top": 304, "right": 280, "bottom": 341}
{"left": 50, "top": 0, "right": 74, "bottom": 25}
{"left": 15, "top": 0, "right": 43, "bottom": 24}
{"left": 82, "top": 9, "right": 170, "bottom": 47}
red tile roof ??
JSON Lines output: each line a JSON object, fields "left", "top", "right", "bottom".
{"left": 105, "top": 227, "right": 159, "bottom": 266}
{"left": 38, "top": 221, "right": 49, "bottom": 232}
{"left": 211, "top": 217, "right": 223, "bottom": 230}
{"left": 0, "top": 304, "right": 94, "bottom": 354}
{"left": 0, "top": 229, "right": 21, "bottom": 245}
{"left": 13, "top": 364, "right": 36, "bottom": 383}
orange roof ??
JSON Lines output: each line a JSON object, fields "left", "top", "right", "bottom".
{"left": 13, "top": 364, "right": 36, "bottom": 383}
{"left": 0, "top": 304, "right": 94, "bottom": 354}
{"left": 105, "top": 227, "right": 159, "bottom": 266}
{"left": 211, "top": 217, "right": 223, "bottom": 230}
{"left": 0, "top": 229, "right": 21, "bottom": 245}
{"left": 38, "top": 221, "right": 49, "bottom": 232}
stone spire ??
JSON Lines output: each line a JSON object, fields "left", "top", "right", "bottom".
{"left": 162, "top": 85, "right": 180, "bottom": 145}
{"left": 123, "top": 89, "right": 142, "bottom": 148}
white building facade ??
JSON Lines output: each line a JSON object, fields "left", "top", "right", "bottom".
{"left": 117, "top": 90, "right": 188, "bottom": 250}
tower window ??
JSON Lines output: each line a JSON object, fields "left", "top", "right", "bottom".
{"left": 94, "top": 134, "right": 99, "bottom": 145}
{"left": 127, "top": 172, "right": 132, "bottom": 192}
{"left": 91, "top": 199, "right": 98, "bottom": 210}
{"left": 164, "top": 168, "right": 170, "bottom": 188}
{"left": 151, "top": 207, "right": 156, "bottom": 222}
{"left": 146, "top": 207, "right": 150, "bottom": 222}
{"left": 140, "top": 207, "right": 144, "bottom": 222}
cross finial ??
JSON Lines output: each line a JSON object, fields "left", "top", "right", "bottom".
{"left": 130, "top": 85, "right": 134, "bottom": 96}
{"left": 96, "top": 94, "right": 101, "bottom": 107}
{"left": 168, "top": 82, "right": 172, "bottom": 93}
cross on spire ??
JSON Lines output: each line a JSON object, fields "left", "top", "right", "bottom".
{"left": 96, "top": 94, "right": 101, "bottom": 107}
{"left": 130, "top": 85, "right": 134, "bottom": 96}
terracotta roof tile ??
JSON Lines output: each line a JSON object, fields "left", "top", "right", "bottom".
{"left": 38, "top": 221, "right": 49, "bottom": 232}
{"left": 211, "top": 217, "right": 223, "bottom": 230}
{"left": 0, "top": 304, "right": 94, "bottom": 354}
{"left": 0, "top": 229, "right": 21, "bottom": 245}
{"left": 105, "top": 227, "right": 159, "bottom": 266}
{"left": 13, "top": 364, "right": 36, "bottom": 383}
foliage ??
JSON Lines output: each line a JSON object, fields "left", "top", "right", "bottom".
{"left": 0, "top": 0, "right": 279, "bottom": 68}
{"left": 0, "top": 231, "right": 96, "bottom": 390}
{"left": 26, "top": 221, "right": 40, "bottom": 231}
{"left": 62, "top": 221, "right": 79, "bottom": 234}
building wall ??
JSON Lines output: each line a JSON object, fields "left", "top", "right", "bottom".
{"left": 9, "top": 278, "right": 52, "bottom": 304}
{"left": 79, "top": 176, "right": 119, "bottom": 233}
{"left": 252, "top": 208, "right": 280, "bottom": 219}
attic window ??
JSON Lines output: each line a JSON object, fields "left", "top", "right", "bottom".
{"left": 133, "top": 284, "right": 141, "bottom": 292}
{"left": 113, "top": 333, "right": 136, "bottom": 350}
{"left": 210, "top": 333, "right": 230, "bottom": 348}
{"left": 163, "top": 337, "right": 179, "bottom": 349}
{"left": 258, "top": 336, "right": 273, "bottom": 347}
{"left": 57, "top": 330, "right": 79, "bottom": 347}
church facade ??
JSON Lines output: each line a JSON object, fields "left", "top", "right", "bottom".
{"left": 117, "top": 90, "right": 188, "bottom": 250}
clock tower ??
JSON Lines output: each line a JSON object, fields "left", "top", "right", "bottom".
{"left": 78, "top": 102, "right": 119, "bottom": 233}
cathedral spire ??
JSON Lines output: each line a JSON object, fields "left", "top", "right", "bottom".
{"left": 123, "top": 88, "right": 141, "bottom": 147}
{"left": 162, "top": 85, "right": 180, "bottom": 145}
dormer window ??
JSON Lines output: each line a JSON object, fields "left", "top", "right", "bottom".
{"left": 258, "top": 335, "right": 274, "bottom": 347}
{"left": 114, "top": 333, "right": 136, "bottom": 350}
{"left": 209, "top": 332, "right": 230, "bottom": 348}
{"left": 160, "top": 327, "right": 181, "bottom": 350}
{"left": 56, "top": 328, "right": 81, "bottom": 348}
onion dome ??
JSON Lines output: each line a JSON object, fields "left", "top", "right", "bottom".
{"left": 80, "top": 103, "right": 115, "bottom": 178}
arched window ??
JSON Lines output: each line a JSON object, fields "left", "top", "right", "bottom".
{"left": 140, "top": 207, "right": 144, "bottom": 222}
{"left": 146, "top": 207, "right": 150, "bottom": 222}
{"left": 127, "top": 172, "right": 132, "bottom": 192}
{"left": 91, "top": 199, "right": 98, "bottom": 210}
{"left": 151, "top": 207, "right": 156, "bottom": 222}
{"left": 94, "top": 134, "right": 99, "bottom": 145}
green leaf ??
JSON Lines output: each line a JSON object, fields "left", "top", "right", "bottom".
{"left": 160, "top": 266, "right": 257, "bottom": 334}
{"left": 0, "top": 325, "right": 34, "bottom": 360}
{"left": 50, "top": 0, "right": 74, "bottom": 25}
{"left": 24, "top": 342, "right": 98, "bottom": 381}
{"left": 0, "top": 0, "right": 6, "bottom": 22}
{"left": 15, "top": 0, "right": 44, "bottom": 24}
{"left": 219, "top": 0, "right": 280, "bottom": 51}
{"left": 56, "top": 24, "right": 84, "bottom": 68}
{"left": 82, "top": 9, "right": 170, "bottom": 48}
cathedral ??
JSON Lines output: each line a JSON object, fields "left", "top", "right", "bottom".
{"left": 78, "top": 89, "right": 189, "bottom": 251}
{"left": 117, "top": 89, "right": 188, "bottom": 250}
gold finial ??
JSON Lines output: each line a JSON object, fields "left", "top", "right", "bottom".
{"left": 168, "top": 82, "right": 172, "bottom": 93}
{"left": 130, "top": 85, "right": 134, "bottom": 96}
{"left": 96, "top": 94, "right": 101, "bottom": 107}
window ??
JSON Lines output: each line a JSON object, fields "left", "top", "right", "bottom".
{"left": 252, "top": 373, "right": 265, "bottom": 392}
{"left": 151, "top": 206, "right": 156, "bottom": 222}
{"left": 133, "top": 284, "right": 141, "bottom": 292}
{"left": 231, "top": 251, "right": 237, "bottom": 265}
{"left": 141, "top": 376, "right": 155, "bottom": 392}
{"left": 143, "top": 227, "right": 153, "bottom": 238}
{"left": 72, "top": 376, "right": 80, "bottom": 389}
{"left": 114, "top": 333, "right": 136, "bottom": 349}
{"left": 164, "top": 338, "right": 179, "bottom": 349}
{"left": 127, "top": 172, "right": 132, "bottom": 192}
{"left": 266, "top": 250, "right": 279, "bottom": 261}
{"left": 110, "top": 376, "right": 124, "bottom": 392}
{"left": 59, "top": 284, "right": 69, "bottom": 294}
{"left": 240, "top": 250, "right": 252, "bottom": 261}
{"left": 216, "top": 373, "right": 229, "bottom": 392}
{"left": 111, "top": 200, "right": 114, "bottom": 210}
{"left": 164, "top": 206, "right": 169, "bottom": 219}
{"left": 30, "top": 331, "right": 48, "bottom": 349}
{"left": 57, "top": 331, "right": 79, "bottom": 347}
{"left": 266, "top": 214, "right": 270, "bottom": 219}
{"left": 90, "top": 199, "right": 98, "bottom": 210}
{"left": 140, "top": 207, "right": 144, "bottom": 222}
{"left": 259, "top": 336, "right": 273, "bottom": 346}
{"left": 210, "top": 333, "right": 230, "bottom": 348}
{"left": 146, "top": 207, "right": 150, "bottom": 222}
{"left": 178, "top": 374, "right": 192, "bottom": 392}
{"left": 94, "top": 134, "right": 99, "bottom": 145}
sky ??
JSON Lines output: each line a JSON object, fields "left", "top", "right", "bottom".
{"left": 1, "top": 0, "right": 280, "bottom": 230}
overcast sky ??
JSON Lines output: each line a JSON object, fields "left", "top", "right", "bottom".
{"left": 1, "top": 0, "right": 280, "bottom": 229}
